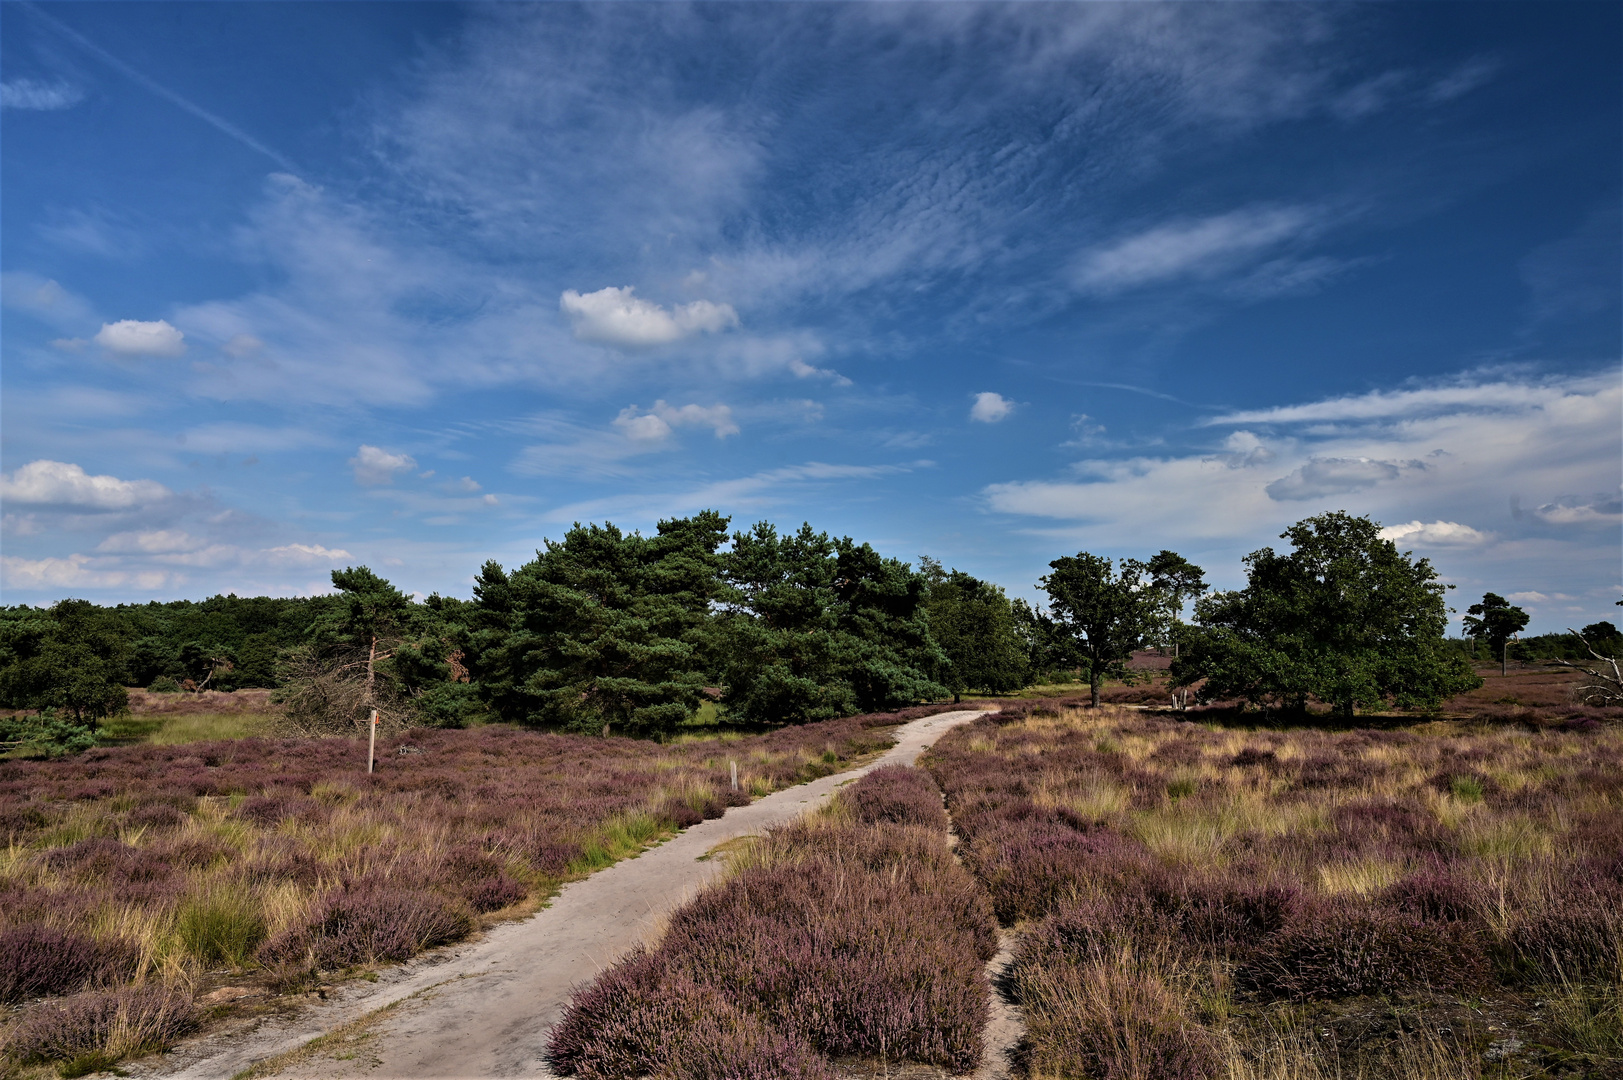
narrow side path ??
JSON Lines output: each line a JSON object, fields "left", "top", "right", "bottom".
{"left": 143, "top": 710, "right": 991, "bottom": 1080}
{"left": 972, "top": 933, "right": 1025, "bottom": 1080}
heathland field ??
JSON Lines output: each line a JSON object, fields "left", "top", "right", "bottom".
{"left": 0, "top": 705, "right": 963, "bottom": 1076}
{"left": 924, "top": 703, "right": 1623, "bottom": 1079}
{"left": 4, "top": 697, "right": 1622, "bottom": 1078}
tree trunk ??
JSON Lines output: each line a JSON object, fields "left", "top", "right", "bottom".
{"left": 1090, "top": 676, "right": 1101, "bottom": 708}
{"left": 1501, "top": 641, "right": 1507, "bottom": 678}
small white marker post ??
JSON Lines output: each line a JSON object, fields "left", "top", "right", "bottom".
{"left": 368, "top": 708, "right": 379, "bottom": 774}
{"left": 730, "top": 761, "right": 738, "bottom": 792}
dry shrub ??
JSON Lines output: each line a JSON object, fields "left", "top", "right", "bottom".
{"left": 1, "top": 983, "right": 197, "bottom": 1072}
{"left": 1019, "top": 945, "right": 1220, "bottom": 1080}
{"left": 547, "top": 766, "right": 996, "bottom": 1077}
{"left": 0, "top": 925, "right": 139, "bottom": 1004}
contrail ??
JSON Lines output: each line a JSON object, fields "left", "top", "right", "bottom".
{"left": 20, "top": 2, "right": 299, "bottom": 175}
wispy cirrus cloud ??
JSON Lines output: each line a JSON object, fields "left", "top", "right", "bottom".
{"left": 1073, "top": 205, "right": 1326, "bottom": 294}
{"left": 1, "top": 77, "right": 85, "bottom": 111}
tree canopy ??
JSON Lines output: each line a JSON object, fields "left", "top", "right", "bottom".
{"left": 1463, "top": 592, "right": 1531, "bottom": 676}
{"left": 919, "top": 558, "right": 1031, "bottom": 699}
{"left": 1173, "top": 512, "right": 1481, "bottom": 716}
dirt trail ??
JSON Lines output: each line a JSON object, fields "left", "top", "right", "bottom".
{"left": 142, "top": 709, "right": 992, "bottom": 1080}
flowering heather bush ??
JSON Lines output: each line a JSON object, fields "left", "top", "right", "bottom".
{"left": 923, "top": 706, "right": 1623, "bottom": 1077}
{"left": 1, "top": 983, "right": 197, "bottom": 1072}
{"left": 548, "top": 766, "right": 996, "bottom": 1077}
{"left": 0, "top": 702, "right": 967, "bottom": 1063}
{"left": 0, "top": 924, "right": 139, "bottom": 1003}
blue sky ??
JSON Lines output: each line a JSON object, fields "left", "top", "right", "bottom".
{"left": 2, "top": 2, "right": 1618, "bottom": 633}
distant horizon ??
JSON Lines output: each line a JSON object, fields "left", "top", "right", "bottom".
{"left": 3, "top": 3, "right": 1618, "bottom": 635}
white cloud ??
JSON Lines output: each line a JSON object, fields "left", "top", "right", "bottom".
{"left": 350, "top": 445, "right": 418, "bottom": 486}
{"left": 789, "top": 357, "right": 852, "bottom": 386}
{"left": 1265, "top": 457, "right": 1420, "bottom": 501}
{"left": 1, "top": 78, "right": 85, "bottom": 111}
{"left": 970, "top": 392, "right": 1015, "bottom": 423}
{"left": 1533, "top": 494, "right": 1623, "bottom": 526}
{"left": 1211, "top": 430, "right": 1276, "bottom": 468}
{"left": 1208, "top": 377, "right": 1603, "bottom": 426}
{"left": 0, "top": 460, "right": 171, "bottom": 510}
{"left": 982, "top": 372, "right": 1620, "bottom": 562}
{"left": 93, "top": 319, "right": 186, "bottom": 357}
{"left": 1074, "top": 205, "right": 1318, "bottom": 293}
{"left": 262, "top": 543, "right": 353, "bottom": 566}
{"left": 560, "top": 286, "right": 738, "bottom": 348}
{"left": 222, "top": 333, "right": 264, "bottom": 358}
{"left": 614, "top": 400, "right": 740, "bottom": 442}
{"left": 1, "top": 272, "right": 97, "bottom": 329}
{"left": 0, "top": 555, "right": 171, "bottom": 591}
{"left": 614, "top": 410, "right": 672, "bottom": 443}
{"left": 96, "top": 530, "right": 202, "bottom": 555}
{"left": 1506, "top": 592, "right": 1549, "bottom": 604}
{"left": 1378, "top": 520, "right": 1492, "bottom": 547}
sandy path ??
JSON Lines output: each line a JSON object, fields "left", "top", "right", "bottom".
{"left": 145, "top": 709, "right": 992, "bottom": 1080}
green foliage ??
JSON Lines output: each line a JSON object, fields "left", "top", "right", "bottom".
{"left": 467, "top": 513, "right": 732, "bottom": 736}
{"left": 716, "top": 523, "right": 946, "bottom": 725}
{"left": 1463, "top": 592, "right": 1530, "bottom": 673}
{"left": 1174, "top": 512, "right": 1482, "bottom": 716}
{"left": 919, "top": 558, "right": 1031, "bottom": 697}
{"left": 0, "top": 600, "right": 130, "bottom": 721}
{"left": 1040, "top": 552, "right": 1159, "bottom": 707}
{"left": 0, "top": 709, "right": 100, "bottom": 757}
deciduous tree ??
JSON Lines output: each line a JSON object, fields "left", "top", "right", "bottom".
{"left": 1040, "top": 552, "right": 1157, "bottom": 708}
{"left": 1174, "top": 512, "right": 1480, "bottom": 717}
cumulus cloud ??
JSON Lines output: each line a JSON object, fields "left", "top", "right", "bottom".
{"left": 349, "top": 445, "right": 418, "bottom": 486}
{"left": 262, "top": 543, "right": 353, "bottom": 566}
{"left": 0, "top": 460, "right": 171, "bottom": 510}
{"left": 1074, "top": 205, "right": 1318, "bottom": 293}
{"left": 1506, "top": 591, "right": 1549, "bottom": 604}
{"left": 1378, "top": 520, "right": 1492, "bottom": 546}
{"left": 970, "top": 392, "right": 1015, "bottom": 423}
{"left": 1265, "top": 457, "right": 1420, "bottom": 501}
{"left": 614, "top": 401, "right": 740, "bottom": 442}
{"left": 93, "top": 319, "right": 186, "bottom": 356}
{"left": 560, "top": 286, "right": 738, "bottom": 347}
{"left": 1, "top": 78, "right": 85, "bottom": 111}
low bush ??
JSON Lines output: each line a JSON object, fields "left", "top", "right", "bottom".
{"left": 0, "top": 924, "right": 139, "bottom": 1004}
{"left": 548, "top": 766, "right": 996, "bottom": 1077}
{"left": 1237, "top": 900, "right": 1490, "bottom": 998}
{"left": 1, "top": 983, "right": 197, "bottom": 1073}
{"left": 258, "top": 883, "right": 473, "bottom": 974}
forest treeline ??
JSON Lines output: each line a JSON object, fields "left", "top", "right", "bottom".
{"left": 0, "top": 514, "right": 1054, "bottom": 739}
{"left": 3, "top": 510, "right": 1613, "bottom": 746}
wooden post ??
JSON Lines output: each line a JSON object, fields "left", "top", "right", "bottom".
{"left": 368, "top": 708, "right": 378, "bottom": 774}
{"left": 730, "top": 761, "right": 738, "bottom": 791}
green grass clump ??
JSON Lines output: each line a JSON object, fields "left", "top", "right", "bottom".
{"left": 176, "top": 887, "right": 267, "bottom": 968}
